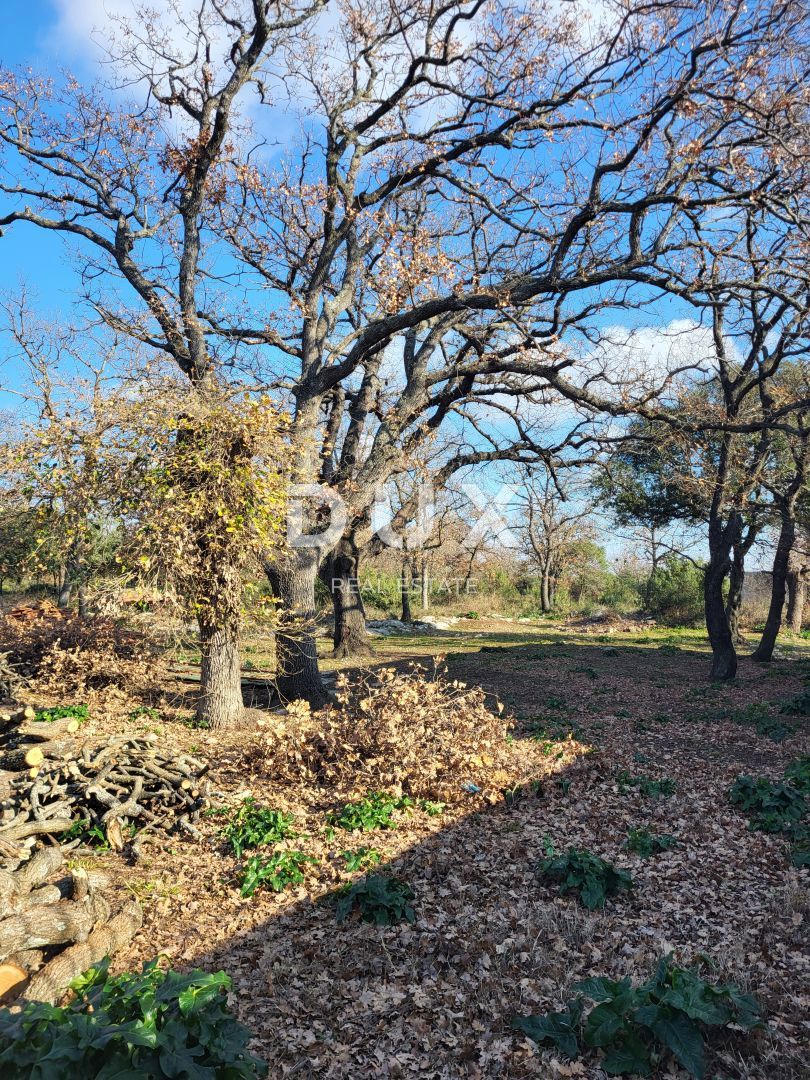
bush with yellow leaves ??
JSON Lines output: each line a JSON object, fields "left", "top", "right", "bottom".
{"left": 263, "top": 663, "right": 509, "bottom": 800}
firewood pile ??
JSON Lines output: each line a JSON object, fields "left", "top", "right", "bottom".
{"left": 0, "top": 705, "right": 210, "bottom": 868}
{"left": 0, "top": 845, "right": 142, "bottom": 1004}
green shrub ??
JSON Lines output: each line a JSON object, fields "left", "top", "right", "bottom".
{"left": 780, "top": 689, "right": 810, "bottom": 716}
{"left": 513, "top": 954, "right": 762, "bottom": 1078}
{"left": 784, "top": 756, "right": 810, "bottom": 796}
{"left": 625, "top": 828, "right": 679, "bottom": 858}
{"left": 712, "top": 702, "right": 796, "bottom": 743}
{"left": 728, "top": 775, "right": 805, "bottom": 833}
{"left": 239, "top": 850, "right": 316, "bottom": 897}
{"left": 328, "top": 791, "right": 411, "bottom": 832}
{"left": 221, "top": 798, "right": 295, "bottom": 858}
{"left": 729, "top": 760, "right": 809, "bottom": 866}
{"left": 33, "top": 703, "right": 89, "bottom": 724}
{"left": 0, "top": 958, "right": 266, "bottom": 1079}
{"left": 335, "top": 874, "right": 416, "bottom": 925}
{"left": 536, "top": 847, "right": 633, "bottom": 909}
{"left": 342, "top": 847, "right": 381, "bottom": 872}
{"left": 616, "top": 770, "right": 677, "bottom": 799}
{"left": 645, "top": 556, "right": 705, "bottom": 626}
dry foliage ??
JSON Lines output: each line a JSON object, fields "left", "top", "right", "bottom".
{"left": 0, "top": 614, "right": 165, "bottom": 698}
{"left": 262, "top": 664, "right": 508, "bottom": 800}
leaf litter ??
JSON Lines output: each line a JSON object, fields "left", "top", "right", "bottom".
{"left": 76, "top": 639, "right": 808, "bottom": 1078}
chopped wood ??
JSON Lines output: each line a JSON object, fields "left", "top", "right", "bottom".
{"left": 0, "top": 892, "right": 110, "bottom": 961}
{"left": 0, "top": 709, "right": 209, "bottom": 869}
{"left": 15, "top": 718, "right": 81, "bottom": 741}
{"left": 25, "top": 901, "right": 143, "bottom": 1004}
{"left": 1, "top": 747, "right": 44, "bottom": 772}
{"left": 0, "top": 962, "right": 27, "bottom": 1002}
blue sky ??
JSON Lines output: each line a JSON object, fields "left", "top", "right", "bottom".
{"left": 0, "top": 2, "right": 759, "bottom": 569}
{"left": 1, "top": 2, "right": 98, "bottom": 318}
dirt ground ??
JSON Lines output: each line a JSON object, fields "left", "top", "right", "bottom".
{"left": 40, "top": 620, "right": 810, "bottom": 1078}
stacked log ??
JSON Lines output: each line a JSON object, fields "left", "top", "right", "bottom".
{"left": 0, "top": 707, "right": 210, "bottom": 867}
{"left": 0, "top": 846, "right": 141, "bottom": 1004}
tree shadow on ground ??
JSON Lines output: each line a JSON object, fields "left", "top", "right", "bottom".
{"left": 164, "top": 655, "right": 809, "bottom": 1079}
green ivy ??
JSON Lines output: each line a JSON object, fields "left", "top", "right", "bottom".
{"left": 341, "top": 847, "right": 382, "bottom": 872}
{"left": 335, "top": 874, "right": 415, "bottom": 925}
{"left": 513, "top": 955, "right": 763, "bottom": 1078}
{"left": 616, "top": 770, "right": 677, "bottom": 799}
{"left": 221, "top": 798, "right": 295, "bottom": 859}
{"left": 33, "top": 703, "right": 89, "bottom": 724}
{"left": 239, "top": 850, "right": 316, "bottom": 897}
{"left": 0, "top": 958, "right": 267, "bottom": 1079}
{"left": 624, "top": 828, "right": 679, "bottom": 858}
{"left": 729, "top": 759, "right": 809, "bottom": 866}
{"left": 536, "top": 847, "right": 633, "bottom": 909}
{"left": 327, "top": 791, "right": 412, "bottom": 832}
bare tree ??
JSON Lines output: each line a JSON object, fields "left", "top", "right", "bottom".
{"left": 1, "top": 0, "right": 807, "bottom": 708}
{"left": 0, "top": 1, "right": 326, "bottom": 725}
{"left": 516, "top": 467, "right": 596, "bottom": 613}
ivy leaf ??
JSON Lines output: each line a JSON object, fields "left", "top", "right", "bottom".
{"left": 601, "top": 1031, "right": 653, "bottom": 1076}
{"left": 636, "top": 1006, "right": 705, "bottom": 1078}
{"left": 512, "top": 1001, "right": 583, "bottom": 1059}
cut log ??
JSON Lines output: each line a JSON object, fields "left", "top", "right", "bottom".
{"left": 13, "top": 718, "right": 81, "bottom": 741}
{"left": 24, "top": 901, "right": 143, "bottom": 1004}
{"left": 0, "top": 962, "right": 27, "bottom": 1002}
{"left": 1, "top": 747, "right": 45, "bottom": 772}
{"left": 0, "top": 893, "right": 110, "bottom": 962}
{"left": 15, "top": 846, "right": 64, "bottom": 893}
{"left": 0, "top": 847, "right": 64, "bottom": 914}
{"left": 0, "top": 707, "right": 35, "bottom": 730}
{"left": 0, "top": 817, "right": 75, "bottom": 843}
{"left": 6, "top": 948, "right": 44, "bottom": 973}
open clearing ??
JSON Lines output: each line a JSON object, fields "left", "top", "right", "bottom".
{"left": 53, "top": 620, "right": 810, "bottom": 1079}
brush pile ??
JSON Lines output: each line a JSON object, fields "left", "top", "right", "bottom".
{"left": 263, "top": 664, "right": 510, "bottom": 800}
{"left": 0, "top": 706, "right": 210, "bottom": 867}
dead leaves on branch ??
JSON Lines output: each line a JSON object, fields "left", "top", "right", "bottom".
{"left": 0, "top": 614, "right": 164, "bottom": 699}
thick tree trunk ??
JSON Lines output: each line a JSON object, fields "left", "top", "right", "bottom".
{"left": 266, "top": 549, "right": 330, "bottom": 708}
{"left": 57, "top": 575, "right": 73, "bottom": 610}
{"left": 704, "top": 512, "right": 738, "bottom": 681}
{"left": 726, "top": 544, "right": 746, "bottom": 646}
{"left": 321, "top": 542, "right": 373, "bottom": 660}
{"left": 540, "top": 571, "right": 551, "bottom": 613}
{"left": 787, "top": 571, "right": 806, "bottom": 633}
{"left": 752, "top": 511, "right": 796, "bottom": 662}
{"left": 195, "top": 552, "right": 245, "bottom": 729}
{"left": 197, "top": 619, "right": 243, "bottom": 729}
{"left": 400, "top": 562, "right": 412, "bottom": 623}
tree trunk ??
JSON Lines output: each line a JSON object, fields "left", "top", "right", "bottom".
{"left": 787, "top": 571, "right": 806, "bottom": 633}
{"left": 194, "top": 547, "right": 245, "bottom": 729}
{"left": 704, "top": 512, "right": 738, "bottom": 681}
{"left": 320, "top": 541, "right": 373, "bottom": 660}
{"left": 726, "top": 544, "right": 746, "bottom": 646}
{"left": 644, "top": 526, "right": 658, "bottom": 610}
{"left": 57, "top": 574, "right": 73, "bottom": 610}
{"left": 752, "top": 509, "right": 796, "bottom": 662}
{"left": 266, "top": 549, "right": 330, "bottom": 708}
{"left": 540, "top": 570, "right": 551, "bottom": 613}
{"left": 400, "top": 562, "right": 412, "bottom": 623}
{"left": 420, "top": 556, "right": 429, "bottom": 611}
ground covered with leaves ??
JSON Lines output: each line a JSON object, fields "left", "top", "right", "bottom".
{"left": 22, "top": 623, "right": 810, "bottom": 1078}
